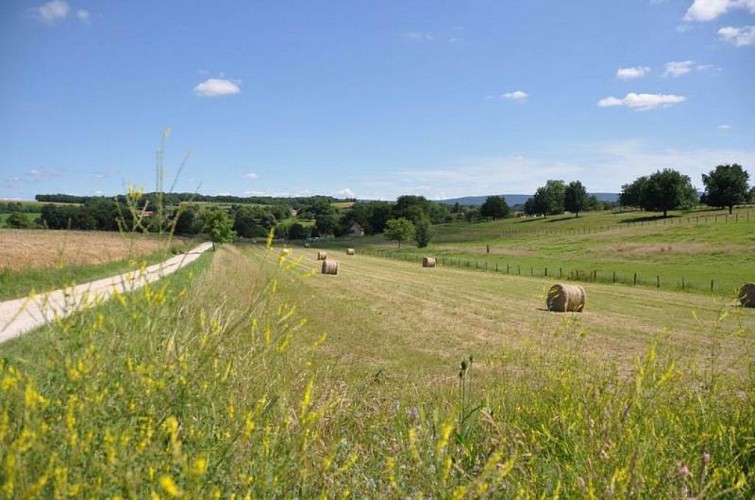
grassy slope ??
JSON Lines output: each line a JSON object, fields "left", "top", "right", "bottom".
{"left": 322, "top": 207, "right": 755, "bottom": 295}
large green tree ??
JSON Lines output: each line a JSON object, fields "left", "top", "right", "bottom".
{"left": 640, "top": 169, "right": 698, "bottom": 217}
{"left": 702, "top": 164, "right": 750, "bottom": 214}
{"left": 479, "top": 196, "right": 510, "bottom": 219}
{"left": 526, "top": 180, "right": 566, "bottom": 217}
{"left": 201, "top": 209, "right": 236, "bottom": 249}
{"left": 564, "top": 181, "right": 589, "bottom": 217}
{"left": 619, "top": 176, "right": 649, "bottom": 208}
{"left": 383, "top": 217, "right": 415, "bottom": 248}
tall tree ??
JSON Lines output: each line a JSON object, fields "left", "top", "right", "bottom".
{"left": 201, "top": 209, "right": 236, "bottom": 249}
{"left": 383, "top": 217, "right": 415, "bottom": 248}
{"left": 619, "top": 176, "right": 649, "bottom": 208}
{"left": 414, "top": 217, "right": 432, "bottom": 248}
{"left": 702, "top": 164, "right": 750, "bottom": 214}
{"left": 479, "top": 196, "right": 510, "bottom": 219}
{"left": 564, "top": 181, "right": 589, "bottom": 217}
{"left": 528, "top": 180, "right": 566, "bottom": 217}
{"left": 640, "top": 169, "right": 698, "bottom": 217}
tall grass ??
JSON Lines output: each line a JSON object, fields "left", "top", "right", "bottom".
{"left": 1, "top": 241, "right": 752, "bottom": 497}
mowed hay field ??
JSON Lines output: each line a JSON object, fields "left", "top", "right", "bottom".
{"left": 0, "top": 229, "right": 177, "bottom": 271}
{"left": 0, "top": 229, "right": 192, "bottom": 300}
{"left": 246, "top": 246, "right": 754, "bottom": 387}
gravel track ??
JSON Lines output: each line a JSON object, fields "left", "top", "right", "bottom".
{"left": 0, "top": 241, "right": 213, "bottom": 344}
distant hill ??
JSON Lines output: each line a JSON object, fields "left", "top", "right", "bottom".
{"left": 440, "top": 193, "right": 619, "bottom": 206}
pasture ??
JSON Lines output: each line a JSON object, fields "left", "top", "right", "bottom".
{"left": 331, "top": 207, "right": 755, "bottom": 296}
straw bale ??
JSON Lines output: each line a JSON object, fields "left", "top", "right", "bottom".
{"left": 546, "top": 283, "right": 586, "bottom": 312}
{"left": 739, "top": 282, "right": 755, "bottom": 308}
{"left": 322, "top": 260, "right": 339, "bottom": 275}
{"left": 423, "top": 257, "right": 436, "bottom": 268}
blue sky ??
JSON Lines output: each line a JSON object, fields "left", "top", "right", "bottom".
{"left": 1, "top": 0, "right": 753, "bottom": 201}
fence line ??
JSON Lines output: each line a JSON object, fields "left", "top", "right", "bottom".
{"left": 358, "top": 247, "right": 729, "bottom": 295}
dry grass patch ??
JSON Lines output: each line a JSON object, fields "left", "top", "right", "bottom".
{"left": 596, "top": 242, "right": 747, "bottom": 256}
{"left": 0, "top": 229, "right": 180, "bottom": 271}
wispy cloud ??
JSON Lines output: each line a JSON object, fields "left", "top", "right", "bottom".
{"left": 193, "top": 78, "right": 241, "bottom": 97}
{"left": 243, "top": 172, "right": 258, "bottom": 179}
{"left": 34, "top": 0, "right": 70, "bottom": 24}
{"left": 502, "top": 90, "right": 529, "bottom": 101}
{"left": 664, "top": 60, "right": 695, "bottom": 77}
{"left": 718, "top": 124, "right": 732, "bottom": 130}
{"left": 597, "top": 93, "right": 686, "bottom": 111}
{"left": 616, "top": 66, "right": 651, "bottom": 80}
{"left": 76, "top": 9, "right": 90, "bottom": 24}
{"left": 402, "top": 32, "right": 434, "bottom": 42}
{"left": 684, "top": 0, "right": 755, "bottom": 21}
{"left": 27, "top": 168, "right": 64, "bottom": 179}
{"left": 718, "top": 25, "right": 755, "bottom": 46}
{"left": 336, "top": 188, "right": 355, "bottom": 198}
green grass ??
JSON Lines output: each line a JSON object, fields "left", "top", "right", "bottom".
{"left": 0, "top": 242, "right": 194, "bottom": 301}
{"left": 1, "top": 241, "right": 751, "bottom": 497}
{"left": 320, "top": 207, "right": 755, "bottom": 296}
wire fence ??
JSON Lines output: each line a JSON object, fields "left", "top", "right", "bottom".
{"left": 358, "top": 247, "right": 739, "bottom": 295}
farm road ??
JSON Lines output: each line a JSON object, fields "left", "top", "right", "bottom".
{"left": 0, "top": 241, "right": 213, "bottom": 344}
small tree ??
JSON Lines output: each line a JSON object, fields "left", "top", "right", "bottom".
{"left": 384, "top": 217, "right": 415, "bottom": 248}
{"left": 702, "top": 164, "right": 750, "bottom": 214}
{"left": 202, "top": 209, "right": 236, "bottom": 249}
{"left": 414, "top": 218, "right": 432, "bottom": 248}
{"left": 479, "top": 196, "right": 510, "bottom": 219}
{"left": 564, "top": 181, "right": 589, "bottom": 217}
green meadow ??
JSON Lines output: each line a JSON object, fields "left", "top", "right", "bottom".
{"left": 0, "top": 211, "right": 753, "bottom": 497}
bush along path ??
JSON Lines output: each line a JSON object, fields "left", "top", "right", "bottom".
{"left": 0, "top": 241, "right": 213, "bottom": 344}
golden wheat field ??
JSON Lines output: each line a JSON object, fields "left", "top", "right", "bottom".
{"left": 0, "top": 229, "right": 180, "bottom": 271}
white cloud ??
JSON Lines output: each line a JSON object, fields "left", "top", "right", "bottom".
{"left": 502, "top": 90, "right": 528, "bottom": 100}
{"left": 34, "top": 0, "right": 70, "bottom": 24}
{"left": 243, "top": 172, "right": 258, "bottom": 179}
{"left": 76, "top": 9, "right": 90, "bottom": 24}
{"left": 616, "top": 66, "right": 651, "bottom": 79}
{"left": 718, "top": 25, "right": 755, "bottom": 45}
{"left": 684, "top": 0, "right": 755, "bottom": 21}
{"left": 193, "top": 78, "right": 241, "bottom": 97}
{"left": 664, "top": 60, "right": 695, "bottom": 77}
{"left": 597, "top": 93, "right": 686, "bottom": 110}
{"left": 718, "top": 124, "right": 732, "bottom": 129}
{"left": 336, "top": 188, "right": 355, "bottom": 198}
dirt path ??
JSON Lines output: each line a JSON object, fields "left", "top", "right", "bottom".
{"left": 0, "top": 241, "right": 213, "bottom": 344}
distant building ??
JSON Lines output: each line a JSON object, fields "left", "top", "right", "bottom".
{"left": 349, "top": 223, "right": 365, "bottom": 237}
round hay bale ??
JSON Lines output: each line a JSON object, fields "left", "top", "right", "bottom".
{"left": 346, "top": 248, "right": 356, "bottom": 256}
{"left": 304, "top": 243, "right": 310, "bottom": 248}
{"left": 739, "top": 282, "right": 755, "bottom": 308}
{"left": 322, "top": 260, "right": 339, "bottom": 275}
{"left": 317, "top": 251, "right": 327, "bottom": 261}
{"left": 281, "top": 248, "right": 291, "bottom": 256}
{"left": 423, "top": 257, "right": 436, "bottom": 268}
{"left": 547, "top": 283, "right": 586, "bottom": 312}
